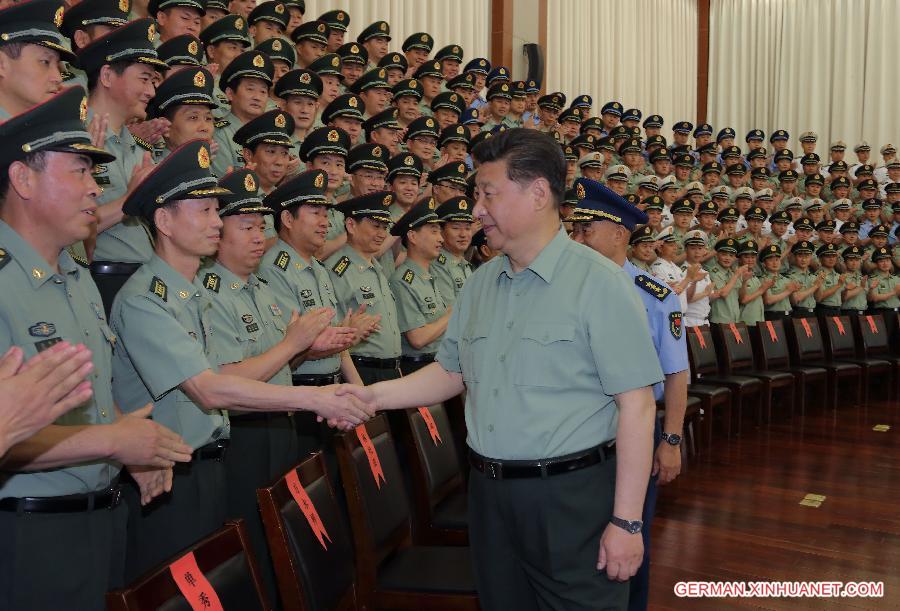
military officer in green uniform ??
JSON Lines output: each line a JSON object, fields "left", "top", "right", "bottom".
{"left": 60, "top": 0, "right": 130, "bottom": 91}
{"left": 867, "top": 247, "right": 900, "bottom": 317}
{"left": 481, "top": 82, "right": 514, "bottom": 133}
{"left": 431, "top": 196, "right": 475, "bottom": 306}
{"left": 145, "top": 66, "right": 217, "bottom": 164}
{"left": 357, "top": 20, "right": 391, "bottom": 71}
{"left": 339, "top": 130, "right": 663, "bottom": 610}
{"left": 275, "top": 68, "right": 323, "bottom": 148}
{"left": 76, "top": 18, "right": 169, "bottom": 310}
{"left": 202, "top": 168, "right": 346, "bottom": 605}
{"left": 391, "top": 76, "right": 424, "bottom": 129}
{"left": 298, "top": 126, "right": 352, "bottom": 259}
{"left": 110, "top": 140, "right": 374, "bottom": 580}
{"left": 737, "top": 240, "right": 769, "bottom": 325}
{"left": 840, "top": 245, "right": 869, "bottom": 316}
{"left": 760, "top": 245, "right": 799, "bottom": 321}
{"left": 413, "top": 59, "right": 444, "bottom": 118}
{"left": 325, "top": 191, "right": 403, "bottom": 384}
{"left": 198, "top": 14, "right": 252, "bottom": 111}
{"left": 291, "top": 19, "right": 329, "bottom": 70}
{"left": 0, "top": 86, "right": 192, "bottom": 611}
{"left": 378, "top": 51, "right": 409, "bottom": 87}
{"left": 814, "top": 243, "right": 845, "bottom": 315}
{"left": 787, "top": 240, "right": 823, "bottom": 318}
{"left": 429, "top": 161, "right": 469, "bottom": 205}
{"left": 389, "top": 197, "right": 452, "bottom": 375}
{"left": 148, "top": 0, "right": 204, "bottom": 47}
{"left": 256, "top": 36, "right": 296, "bottom": 88}
{"left": 708, "top": 238, "right": 748, "bottom": 323}
{"left": 211, "top": 49, "right": 275, "bottom": 177}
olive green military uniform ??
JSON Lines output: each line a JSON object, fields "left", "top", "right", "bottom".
{"left": 326, "top": 206, "right": 346, "bottom": 240}
{"left": 111, "top": 255, "right": 229, "bottom": 581}
{"left": 417, "top": 99, "right": 434, "bottom": 117}
{"left": 764, "top": 271, "right": 793, "bottom": 317}
{"left": 430, "top": 248, "right": 473, "bottom": 306}
{"left": 390, "top": 258, "right": 448, "bottom": 374}
{"left": 870, "top": 271, "right": 900, "bottom": 309}
{"left": 211, "top": 111, "right": 246, "bottom": 177}
{"left": 325, "top": 244, "right": 401, "bottom": 383}
{"left": 739, "top": 273, "right": 765, "bottom": 325}
{"left": 817, "top": 267, "right": 843, "bottom": 309}
{"left": 199, "top": 261, "right": 298, "bottom": 607}
{"left": 788, "top": 266, "right": 818, "bottom": 316}
{"left": 93, "top": 121, "right": 155, "bottom": 264}
{"left": 0, "top": 222, "right": 125, "bottom": 610}
{"left": 436, "top": 228, "right": 663, "bottom": 611}
{"left": 708, "top": 263, "right": 740, "bottom": 323}
{"left": 841, "top": 269, "right": 868, "bottom": 313}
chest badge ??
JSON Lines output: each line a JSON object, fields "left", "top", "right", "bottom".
{"left": 28, "top": 322, "right": 56, "bottom": 337}
{"left": 269, "top": 304, "right": 282, "bottom": 317}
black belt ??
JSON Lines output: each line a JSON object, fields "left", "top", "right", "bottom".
{"left": 351, "top": 355, "right": 400, "bottom": 370}
{"left": 469, "top": 444, "right": 616, "bottom": 480}
{"left": 232, "top": 411, "right": 293, "bottom": 423}
{"left": 193, "top": 439, "right": 229, "bottom": 461}
{"left": 874, "top": 307, "right": 899, "bottom": 312}
{"left": 400, "top": 353, "right": 435, "bottom": 363}
{"left": 292, "top": 372, "right": 343, "bottom": 386}
{"left": 842, "top": 309, "right": 866, "bottom": 316}
{"left": 795, "top": 307, "right": 815, "bottom": 313}
{"left": 90, "top": 261, "right": 141, "bottom": 275}
{"left": 0, "top": 485, "right": 122, "bottom": 513}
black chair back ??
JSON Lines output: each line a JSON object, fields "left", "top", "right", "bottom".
{"left": 857, "top": 313, "right": 891, "bottom": 355}
{"left": 407, "top": 404, "right": 463, "bottom": 505}
{"left": 713, "top": 322, "right": 755, "bottom": 373}
{"left": 751, "top": 319, "right": 790, "bottom": 368}
{"left": 686, "top": 325, "right": 719, "bottom": 376}
{"left": 789, "top": 317, "right": 826, "bottom": 361}
{"left": 822, "top": 315, "right": 856, "bottom": 359}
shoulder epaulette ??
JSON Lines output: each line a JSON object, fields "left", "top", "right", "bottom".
{"left": 133, "top": 135, "right": 153, "bottom": 151}
{"left": 402, "top": 269, "right": 415, "bottom": 284}
{"left": 215, "top": 119, "right": 230, "bottom": 129}
{"left": 0, "top": 247, "right": 9, "bottom": 272}
{"left": 437, "top": 253, "right": 447, "bottom": 265}
{"left": 203, "top": 272, "right": 220, "bottom": 293}
{"left": 332, "top": 255, "right": 351, "bottom": 277}
{"left": 69, "top": 251, "right": 90, "bottom": 268}
{"left": 150, "top": 276, "right": 168, "bottom": 301}
{"left": 274, "top": 250, "right": 290, "bottom": 271}
{"left": 634, "top": 274, "right": 671, "bottom": 301}
{"left": 61, "top": 69, "right": 76, "bottom": 81}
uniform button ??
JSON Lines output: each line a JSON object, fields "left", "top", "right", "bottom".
{"left": 100, "top": 410, "right": 108, "bottom": 418}
{"left": 83, "top": 330, "right": 89, "bottom": 336}
{"left": 506, "top": 321, "right": 513, "bottom": 329}
{"left": 499, "top": 354, "right": 505, "bottom": 362}
{"left": 492, "top": 388, "right": 498, "bottom": 396}
{"left": 488, "top": 425, "right": 494, "bottom": 432}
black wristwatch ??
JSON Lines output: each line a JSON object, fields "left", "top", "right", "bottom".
{"left": 661, "top": 431, "right": 682, "bottom": 446}
{"left": 610, "top": 516, "right": 643, "bottom": 534}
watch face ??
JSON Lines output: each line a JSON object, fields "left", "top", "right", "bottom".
{"left": 627, "top": 521, "right": 642, "bottom": 534}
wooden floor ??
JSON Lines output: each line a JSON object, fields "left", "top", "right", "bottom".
{"left": 649, "top": 395, "right": 900, "bottom": 610}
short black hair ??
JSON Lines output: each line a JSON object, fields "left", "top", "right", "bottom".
{"left": 86, "top": 60, "right": 130, "bottom": 92}
{"left": 471, "top": 128, "right": 565, "bottom": 207}
{"left": 146, "top": 200, "right": 182, "bottom": 240}
{"left": 0, "top": 151, "right": 49, "bottom": 207}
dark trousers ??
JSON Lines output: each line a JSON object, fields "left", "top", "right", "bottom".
{"left": 764, "top": 310, "right": 790, "bottom": 321}
{"left": 791, "top": 307, "right": 816, "bottom": 319}
{"left": 225, "top": 413, "right": 299, "bottom": 610}
{"left": 124, "top": 457, "right": 227, "bottom": 582}
{"left": 0, "top": 502, "right": 127, "bottom": 611}
{"left": 629, "top": 420, "right": 662, "bottom": 611}
{"left": 467, "top": 455, "right": 627, "bottom": 611}
{"left": 815, "top": 304, "right": 841, "bottom": 316}
{"left": 399, "top": 357, "right": 434, "bottom": 376}
{"left": 355, "top": 363, "right": 402, "bottom": 385}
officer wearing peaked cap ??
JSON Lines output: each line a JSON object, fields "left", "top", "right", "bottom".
{"left": 378, "top": 51, "right": 408, "bottom": 85}
{"left": 156, "top": 33, "right": 205, "bottom": 68}
{"left": 365, "top": 107, "right": 404, "bottom": 155}
{"left": 200, "top": 15, "right": 252, "bottom": 109}
{"left": 59, "top": 0, "right": 131, "bottom": 89}
{"left": 274, "top": 68, "right": 322, "bottom": 146}
{"left": 569, "top": 177, "right": 689, "bottom": 611}
{"left": 111, "top": 140, "right": 374, "bottom": 580}
{"left": 707, "top": 237, "right": 748, "bottom": 323}
{"left": 388, "top": 197, "right": 451, "bottom": 375}
{"left": 787, "top": 240, "right": 821, "bottom": 318}
{"left": 402, "top": 32, "right": 434, "bottom": 75}
{"left": 0, "top": 85, "right": 189, "bottom": 611}
{"left": 246, "top": 1, "right": 289, "bottom": 46}
{"left": 147, "top": 67, "right": 218, "bottom": 163}
{"left": 839, "top": 245, "right": 869, "bottom": 316}
{"left": 337, "top": 41, "right": 368, "bottom": 88}
{"left": 297, "top": 126, "right": 351, "bottom": 254}
{"left": 325, "top": 191, "right": 403, "bottom": 384}
{"left": 431, "top": 196, "right": 476, "bottom": 306}
{"left": 357, "top": 20, "right": 391, "bottom": 70}
{"left": 256, "top": 36, "right": 297, "bottom": 79}
{"left": 202, "top": 166, "right": 319, "bottom": 605}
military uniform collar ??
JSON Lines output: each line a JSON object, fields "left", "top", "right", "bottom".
{"left": 146, "top": 254, "right": 203, "bottom": 307}
{"left": 498, "top": 225, "right": 568, "bottom": 284}
{"left": 87, "top": 109, "right": 138, "bottom": 147}
{"left": 275, "top": 238, "right": 314, "bottom": 270}
{"left": 405, "top": 257, "right": 432, "bottom": 278}
{"left": 344, "top": 243, "right": 378, "bottom": 270}
{"left": 207, "top": 260, "right": 259, "bottom": 291}
{"left": 0, "top": 220, "right": 80, "bottom": 287}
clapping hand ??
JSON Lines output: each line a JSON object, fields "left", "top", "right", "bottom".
{"left": 285, "top": 308, "right": 334, "bottom": 352}
{"left": 128, "top": 118, "right": 171, "bottom": 145}
{"left": 346, "top": 305, "right": 381, "bottom": 342}
{"left": 310, "top": 325, "right": 356, "bottom": 353}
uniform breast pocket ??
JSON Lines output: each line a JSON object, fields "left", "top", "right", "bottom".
{"left": 513, "top": 323, "right": 577, "bottom": 388}
{"left": 459, "top": 325, "right": 490, "bottom": 383}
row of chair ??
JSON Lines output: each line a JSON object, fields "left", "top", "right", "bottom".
{"left": 685, "top": 312, "right": 900, "bottom": 448}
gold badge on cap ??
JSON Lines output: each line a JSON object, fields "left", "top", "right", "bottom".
{"left": 327, "top": 129, "right": 339, "bottom": 142}
{"left": 409, "top": 79, "right": 417, "bottom": 87}
{"left": 275, "top": 113, "right": 286, "bottom": 128}
{"left": 234, "top": 17, "right": 244, "bottom": 29}
{"left": 378, "top": 68, "right": 385, "bottom": 78}
{"left": 501, "top": 84, "right": 508, "bottom": 92}
{"left": 299, "top": 71, "right": 311, "bottom": 83}
{"left": 404, "top": 155, "right": 414, "bottom": 166}
{"left": 252, "top": 54, "right": 265, "bottom": 67}
{"left": 348, "top": 96, "right": 358, "bottom": 108}
{"left": 479, "top": 59, "right": 486, "bottom": 66}
{"left": 420, "top": 34, "right": 428, "bottom": 43}
{"left": 188, "top": 40, "right": 199, "bottom": 55}
{"left": 317, "top": 23, "right": 325, "bottom": 32}
{"left": 244, "top": 173, "right": 256, "bottom": 191}
{"left": 450, "top": 94, "right": 457, "bottom": 102}
{"left": 453, "top": 46, "right": 460, "bottom": 54}
{"left": 275, "top": 3, "right": 284, "bottom": 13}
{"left": 458, "top": 163, "right": 465, "bottom": 173}
{"left": 350, "top": 44, "right": 358, "bottom": 53}
{"left": 314, "top": 172, "right": 325, "bottom": 188}
{"left": 198, "top": 145, "right": 210, "bottom": 168}
{"left": 54, "top": 6, "right": 64, "bottom": 27}
{"left": 576, "top": 183, "right": 586, "bottom": 199}
{"left": 379, "top": 22, "right": 387, "bottom": 31}
{"left": 148, "top": 23, "right": 156, "bottom": 41}
{"left": 383, "top": 194, "right": 392, "bottom": 205}
{"left": 79, "top": 96, "right": 88, "bottom": 123}
{"left": 372, "top": 146, "right": 382, "bottom": 157}
{"left": 337, "top": 12, "right": 345, "bottom": 21}
{"left": 459, "top": 200, "right": 468, "bottom": 210}
{"left": 119, "top": 0, "right": 129, "bottom": 12}
{"left": 427, "top": 197, "right": 437, "bottom": 209}
{"left": 272, "top": 39, "right": 282, "bottom": 51}
{"left": 193, "top": 70, "right": 205, "bottom": 87}
{"left": 425, "top": 118, "right": 434, "bottom": 127}
{"left": 331, "top": 56, "right": 339, "bottom": 67}
{"left": 456, "top": 126, "right": 464, "bottom": 134}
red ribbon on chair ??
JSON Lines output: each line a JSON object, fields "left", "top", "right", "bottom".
{"left": 169, "top": 551, "right": 224, "bottom": 611}
{"left": 728, "top": 323, "right": 743, "bottom": 343}
{"left": 800, "top": 318, "right": 813, "bottom": 338}
{"left": 356, "top": 425, "right": 386, "bottom": 489}
{"left": 692, "top": 326, "right": 706, "bottom": 348}
{"left": 284, "top": 469, "right": 332, "bottom": 550}
{"left": 866, "top": 315, "right": 879, "bottom": 334}
{"left": 832, "top": 317, "right": 845, "bottom": 335}
{"left": 765, "top": 321, "right": 778, "bottom": 342}
{"left": 417, "top": 407, "right": 443, "bottom": 445}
